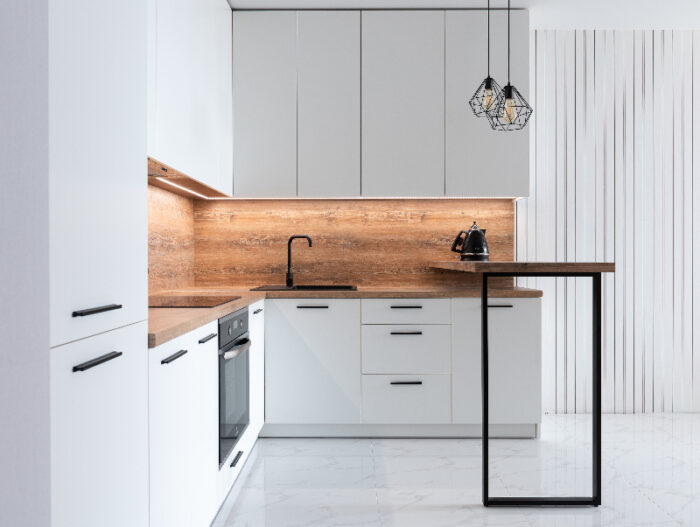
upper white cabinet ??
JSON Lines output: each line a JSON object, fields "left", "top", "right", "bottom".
{"left": 149, "top": 0, "right": 233, "bottom": 195}
{"left": 233, "top": 11, "right": 297, "bottom": 197}
{"left": 298, "top": 11, "right": 361, "bottom": 197}
{"left": 51, "top": 322, "right": 149, "bottom": 527}
{"left": 445, "top": 10, "right": 529, "bottom": 197}
{"left": 265, "top": 299, "right": 362, "bottom": 424}
{"left": 361, "top": 11, "right": 445, "bottom": 197}
{"left": 50, "top": 0, "right": 147, "bottom": 347}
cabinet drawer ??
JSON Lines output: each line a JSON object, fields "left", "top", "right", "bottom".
{"left": 362, "top": 374, "right": 451, "bottom": 424}
{"left": 361, "top": 298, "right": 451, "bottom": 324}
{"left": 361, "top": 325, "right": 450, "bottom": 374}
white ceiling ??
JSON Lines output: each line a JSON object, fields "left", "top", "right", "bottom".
{"left": 227, "top": 0, "right": 700, "bottom": 30}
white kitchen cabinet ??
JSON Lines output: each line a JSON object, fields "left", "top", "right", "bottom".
{"left": 50, "top": 0, "right": 147, "bottom": 348}
{"left": 150, "top": 0, "right": 233, "bottom": 195}
{"left": 452, "top": 298, "right": 541, "bottom": 424}
{"left": 297, "top": 11, "right": 361, "bottom": 197}
{"left": 51, "top": 322, "right": 148, "bottom": 527}
{"left": 445, "top": 10, "right": 529, "bottom": 197}
{"left": 265, "top": 299, "right": 362, "bottom": 423}
{"left": 361, "top": 10, "right": 445, "bottom": 197}
{"left": 362, "top": 298, "right": 452, "bottom": 325}
{"left": 362, "top": 324, "right": 451, "bottom": 374}
{"left": 249, "top": 300, "right": 266, "bottom": 427}
{"left": 233, "top": 11, "right": 297, "bottom": 197}
{"left": 149, "top": 322, "right": 218, "bottom": 527}
{"left": 362, "top": 374, "right": 451, "bottom": 424}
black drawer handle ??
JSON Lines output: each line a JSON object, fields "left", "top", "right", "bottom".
{"left": 390, "top": 381, "right": 423, "bottom": 385}
{"left": 253, "top": 308, "right": 263, "bottom": 314}
{"left": 297, "top": 305, "right": 329, "bottom": 309}
{"left": 161, "top": 349, "right": 187, "bottom": 365}
{"left": 73, "top": 351, "right": 123, "bottom": 372}
{"left": 230, "top": 450, "right": 243, "bottom": 468}
{"left": 72, "top": 304, "right": 122, "bottom": 317}
{"left": 390, "top": 331, "right": 423, "bottom": 335}
{"left": 390, "top": 305, "right": 423, "bottom": 309}
{"left": 198, "top": 333, "right": 217, "bottom": 344}
{"left": 488, "top": 304, "right": 514, "bottom": 308}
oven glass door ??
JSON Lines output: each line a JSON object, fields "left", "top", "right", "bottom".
{"left": 219, "top": 333, "right": 250, "bottom": 466}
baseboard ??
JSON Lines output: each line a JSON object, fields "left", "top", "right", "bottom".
{"left": 260, "top": 423, "right": 538, "bottom": 438}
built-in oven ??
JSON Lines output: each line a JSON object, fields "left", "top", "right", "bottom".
{"left": 218, "top": 307, "right": 250, "bottom": 467}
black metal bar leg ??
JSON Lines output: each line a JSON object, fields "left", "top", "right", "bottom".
{"left": 481, "top": 273, "right": 489, "bottom": 506}
{"left": 592, "top": 273, "right": 602, "bottom": 506}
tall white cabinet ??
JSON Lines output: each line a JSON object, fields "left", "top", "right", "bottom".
{"left": 149, "top": 0, "right": 233, "bottom": 195}
{"left": 297, "top": 11, "right": 361, "bottom": 197}
{"left": 361, "top": 11, "right": 445, "bottom": 197}
{"left": 445, "top": 10, "right": 529, "bottom": 197}
{"left": 232, "top": 11, "right": 297, "bottom": 197}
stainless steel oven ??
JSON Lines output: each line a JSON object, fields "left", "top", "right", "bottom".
{"left": 218, "top": 307, "right": 250, "bottom": 467}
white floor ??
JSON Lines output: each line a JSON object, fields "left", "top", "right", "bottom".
{"left": 213, "top": 414, "right": 700, "bottom": 526}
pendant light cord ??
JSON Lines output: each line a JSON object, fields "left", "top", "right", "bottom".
{"left": 487, "top": 0, "right": 490, "bottom": 77}
{"left": 507, "top": 0, "right": 510, "bottom": 84}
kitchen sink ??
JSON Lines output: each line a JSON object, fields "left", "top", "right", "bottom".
{"left": 251, "top": 284, "right": 357, "bottom": 291}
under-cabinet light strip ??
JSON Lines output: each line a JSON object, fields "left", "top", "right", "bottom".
{"left": 155, "top": 177, "right": 210, "bottom": 199}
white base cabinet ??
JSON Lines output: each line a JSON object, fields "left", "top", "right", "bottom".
{"left": 51, "top": 322, "right": 149, "bottom": 527}
{"left": 265, "top": 299, "right": 362, "bottom": 424}
{"left": 452, "top": 298, "right": 542, "bottom": 424}
{"left": 149, "top": 321, "right": 219, "bottom": 527}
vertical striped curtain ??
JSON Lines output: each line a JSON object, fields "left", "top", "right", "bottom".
{"left": 517, "top": 30, "right": 700, "bottom": 414}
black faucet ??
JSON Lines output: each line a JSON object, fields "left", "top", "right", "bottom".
{"left": 287, "top": 235, "right": 313, "bottom": 288}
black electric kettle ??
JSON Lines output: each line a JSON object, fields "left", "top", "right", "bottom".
{"left": 451, "top": 221, "right": 489, "bottom": 261}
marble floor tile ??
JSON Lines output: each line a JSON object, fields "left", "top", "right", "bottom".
{"left": 213, "top": 414, "right": 700, "bottom": 527}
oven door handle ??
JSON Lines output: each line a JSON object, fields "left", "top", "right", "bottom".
{"left": 220, "top": 338, "right": 251, "bottom": 360}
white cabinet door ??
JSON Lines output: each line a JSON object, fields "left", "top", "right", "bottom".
{"left": 233, "top": 11, "right": 297, "bottom": 197}
{"left": 452, "top": 298, "right": 541, "bottom": 424}
{"left": 151, "top": 0, "right": 233, "bottom": 195}
{"left": 265, "top": 299, "right": 362, "bottom": 423}
{"left": 51, "top": 322, "right": 148, "bottom": 527}
{"left": 50, "top": 0, "right": 147, "bottom": 348}
{"left": 249, "top": 300, "right": 266, "bottom": 428}
{"left": 445, "top": 10, "right": 529, "bottom": 197}
{"left": 361, "top": 11, "right": 445, "bottom": 197}
{"left": 297, "top": 11, "right": 361, "bottom": 197}
{"left": 149, "top": 322, "right": 219, "bottom": 527}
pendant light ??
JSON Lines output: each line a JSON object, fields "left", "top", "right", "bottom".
{"left": 469, "top": 0, "right": 502, "bottom": 117}
{"left": 487, "top": 0, "right": 532, "bottom": 131}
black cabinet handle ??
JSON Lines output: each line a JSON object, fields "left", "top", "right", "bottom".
{"left": 390, "top": 331, "right": 423, "bottom": 335}
{"left": 297, "top": 305, "right": 329, "bottom": 309}
{"left": 390, "top": 305, "right": 423, "bottom": 309}
{"left": 72, "top": 304, "right": 122, "bottom": 317}
{"left": 488, "top": 304, "right": 514, "bottom": 308}
{"left": 253, "top": 308, "right": 263, "bottom": 314}
{"left": 161, "top": 349, "right": 187, "bottom": 365}
{"left": 230, "top": 451, "right": 243, "bottom": 468}
{"left": 72, "top": 351, "right": 123, "bottom": 372}
{"left": 198, "top": 333, "right": 217, "bottom": 344}
{"left": 390, "top": 381, "right": 423, "bottom": 385}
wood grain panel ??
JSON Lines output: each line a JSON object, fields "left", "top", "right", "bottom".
{"left": 193, "top": 199, "right": 515, "bottom": 288}
{"left": 148, "top": 185, "right": 195, "bottom": 292}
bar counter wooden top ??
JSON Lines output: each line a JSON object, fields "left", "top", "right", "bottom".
{"left": 431, "top": 261, "right": 616, "bottom": 274}
{"left": 148, "top": 284, "right": 544, "bottom": 348}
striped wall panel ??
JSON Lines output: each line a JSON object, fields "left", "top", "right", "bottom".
{"left": 517, "top": 30, "right": 700, "bottom": 413}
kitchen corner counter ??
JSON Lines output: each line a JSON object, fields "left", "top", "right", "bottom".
{"left": 148, "top": 284, "right": 542, "bottom": 348}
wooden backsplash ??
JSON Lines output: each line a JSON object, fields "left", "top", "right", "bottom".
{"left": 148, "top": 185, "right": 195, "bottom": 292}
{"left": 192, "top": 199, "right": 515, "bottom": 288}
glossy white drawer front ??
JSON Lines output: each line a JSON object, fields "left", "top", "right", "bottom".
{"left": 361, "top": 325, "right": 450, "bottom": 374}
{"left": 361, "top": 374, "right": 451, "bottom": 424}
{"left": 361, "top": 298, "right": 451, "bottom": 325}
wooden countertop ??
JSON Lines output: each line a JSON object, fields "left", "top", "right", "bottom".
{"left": 148, "top": 284, "right": 543, "bottom": 348}
{"left": 431, "top": 261, "right": 616, "bottom": 273}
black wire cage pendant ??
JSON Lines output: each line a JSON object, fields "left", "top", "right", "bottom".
{"left": 469, "top": 0, "right": 502, "bottom": 117}
{"left": 487, "top": 0, "right": 533, "bottom": 131}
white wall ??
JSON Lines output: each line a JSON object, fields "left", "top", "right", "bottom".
{"left": 518, "top": 29, "right": 700, "bottom": 414}
{"left": 0, "top": 1, "right": 51, "bottom": 525}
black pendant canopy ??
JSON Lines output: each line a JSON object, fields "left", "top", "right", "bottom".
{"left": 469, "top": 0, "right": 502, "bottom": 117}
{"left": 487, "top": 0, "right": 533, "bottom": 131}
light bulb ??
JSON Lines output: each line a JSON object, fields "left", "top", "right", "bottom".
{"left": 482, "top": 88, "right": 493, "bottom": 110}
{"left": 503, "top": 97, "right": 517, "bottom": 123}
